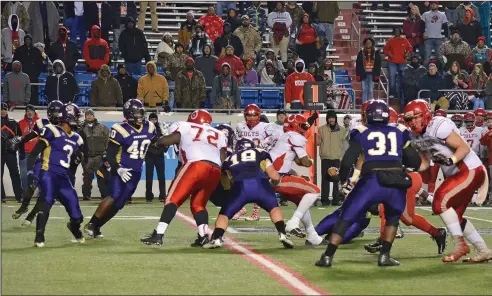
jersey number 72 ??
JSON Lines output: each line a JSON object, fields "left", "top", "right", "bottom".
{"left": 192, "top": 126, "right": 219, "bottom": 147}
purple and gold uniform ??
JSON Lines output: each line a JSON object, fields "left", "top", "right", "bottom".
{"left": 31, "top": 118, "right": 50, "bottom": 178}
{"left": 109, "top": 120, "right": 156, "bottom": 209}
{"left": 219, "top": 148, "right": 278, "bottom": 219}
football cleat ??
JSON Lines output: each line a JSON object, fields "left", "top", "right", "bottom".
{"left": 442, "top": 236, "right": 470, "bottom": 263}
{"left": 287, "top": 227, "right": 306, "bottom": 239}
{"left": 245, "top": 211, "right": 259, "bottom": 221}
{"left": 433, "top": 228, "right": 447, "bottom": 254}
{"left": 364, "top": 238, "right": 382, "bottom": 254}
{"left": 462, "top": 249, "right": 492, "bottom": 263}
{"left": 315, "top": 253, "right": 333, "bottom": 267}
{"left": 305, "top": 238, "right": 328, "bottom": 248}
{"left": 378, "top": 253, "right": 400, "bottom": 267}
{"left": 21, "top": 220, "right": 32, "bottom": 227}
{"left": 396, "top": 225, "right": 404, "bottom": 239}
{"left": 66, "top": 222, "right": 83, "bottom": 241}
{"left": 34, "top": 242, "right": 45, "bottom": 248}
{"left": 83, "top": 223, "right": 96, "bottom": 238}
{"left": 12, "top": 205, "right": 29, "bottom": 219}
{"left": 71, "top": 237, "right": 86, "bottom": 244}
{"left": 140, "top": 230, "right": 163, "bottom": 246}
{"left": 232, "top": 207, "right": 247, "bottom": 220}
{"left": 202, "top": 238, "right": 224, "bottom": 249}
{"left": 34, "top": 233, "right": 45, "bottom": 247}
{"left": 279, "top": 233, "right": 294, "bottom": 249}
{"left": 190, "top": 234, "right": 210, "bottom": 247}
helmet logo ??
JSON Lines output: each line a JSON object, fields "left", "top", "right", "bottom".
{"left": 190, "top": 110, "right": 198, "bottom": 120}
{"left": 66, "top": 105, "right": 75, "bottom": 115}
{"left": 124, "top": 101, "right": 131, "bottom": 109}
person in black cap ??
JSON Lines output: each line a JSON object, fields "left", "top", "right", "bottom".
{"left": 145, "top": 112, "right": 167, "bottom": 203}
{"left": 115, "top": 63, "right": 138, "bottom": 104}
{"left": 1, "top": 102, "right": 24, "bottom": 203}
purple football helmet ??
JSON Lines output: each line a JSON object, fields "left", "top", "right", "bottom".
{"left": 366, "top": 99, "right": 389, "bottom": 124}
{"left": 47, "top": 100, "right": 63, "bottom": 124}
{"left": 61, "top": 103, "right": 83, "bottom": 129}
{"left": 123, "top": 99, "right": 145, "bottom": 126}
{"left": 216, "top": 124, "right": 236, "bottom": 149}
{"left": 235, "top": 138, "right": 255, "bottom": 153}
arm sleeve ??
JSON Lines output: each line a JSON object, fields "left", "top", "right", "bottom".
{"left": 27, "top": 140, "right": 47, "bottom": 170}
{"left": 402, "top": 145, "right": 422, "bottom": 171}
{"left": 339, "top": 139, "right": 363, "bottom": 182}
{"left": 105, "top": 140, "right": 120, "bottom": 171}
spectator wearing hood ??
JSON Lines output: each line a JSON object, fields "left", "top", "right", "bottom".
{"left": 284, "top": 59, "right": 314, "bottom": 109}
{"left": 403, "top": 54, "right": 427, "bottom": 104}
{"left": 13, "top": 34, "right": 44, "bottom": 104}
{"left": 383, "top": 27, "right": 413, "bottom": 101}
{"left": 137, "top": 61, "right": 169, "bottom": 108}
{"left": 163, "top": 42, "right": 188, "bottom": 109}
{"left": 63, "top": 2, "right": 87, "bottom": 50}
{"left": 175, "top": 57, "right": 207, "bottom": 108}
{"left": 84, "top": 1, "right": 112, "bottom": 42}
{"left": 1, "top": 14, "right": 25, "bottom": 68}
{"left": 456, "top": 8, "right": 482, "bottom": 47}
{"left": 45, "top": 59, "right": 78, "bottom": 103}
{"left": 318, "top": 109, "right": 346, "bottom": 206}
{"left": 245, "top": 2, "right": 268, "bottom": 36}
{"left": 260, "top": 59, "right": 284, "bottom": 85}
{"left": 109, "top": 1, "right": 137, "bottom": 59}
{"left": 422, "top": 1, "right": 449, "bottom": 66}
{"left": 243, "top": 58, "right": 258, "bottom": 85}
{"left": 1, "top": 1, "right": 29, "bottom": 31}
{"left": 356, "top": 37, "right": 382, "bottom": 103}
{"left": 188, "top": 24, "right": 212, "bottom": 59}
{"left": 215, "top": 45, "right": 245, "bottom": 82}
{"left": 471, "top": 36, "right": 492, "bottom": 73}
{"left": 307, "top": 63, "right": 324, "bottom": 82}
{"left": 18, "top": 104, "right": 39, "bottom": 188}
{"left": 439, "top": 30, "right": 472, "bottom": 71}
{"left": 118, "top": 16, "right": 150, "bottom": 75}
{"left": 3, "top": 60, "right": 30, "bottom": 105}
{"left": 474, "top": 1, "right": 490, "bottom": 47}
{"left": 155, "top": 32, "right": 174, "bottom": 66}
{"left": 83, "top": 25, "right": 110, "bottom": 73}
{"left": 198, "top": 6, "right": 224, "bottom": 43}
{"left": 178, "top": 11, "right": 197, "bottom": 50}
{"left": 137, "top": 1, "right": 158, "bottom": 32}
{"left": 268, "top": 2, "right": 292, "bottom": 63}
{"left": 225, "top": 8, "right": 241, "bottom": 32}
{"left": 195, "top": 44, "right": 218, "bottom": 87}
{"left": 34, "top": 42, "right": 53, "bottom": 74}
{"left": 115, "top": 63, "right": 138, "bottom": 103}
{"left": 90, "top": 64, "right": 123, "bottom": 107}
{"left": 47, "top": 26, "right": 80, "bottom": 74}
{"left": 418, "top": 63, "right": 445, "bottom": 103}
{"left": 211, "top": 62, "right": 240, "bottom": 109}
{"left": 214, "top": 22, "right": 244, "bottom": 58}
{"left": 27, "top": 1, "right": 59, "bottom": 49}
{"left": 257, "top": 49, "right": 286, "bottom": 75}
{"left": 296, "top": 13, "right": 320, "bottom": 67}
{"left": 234, "top": 15, "right": 262, "bottom": 61}
{"left": 454, "top": 1, "right": 480, "bottom": 27}
{"left": 403, "top": 5, "right": 425, "bottom": 59}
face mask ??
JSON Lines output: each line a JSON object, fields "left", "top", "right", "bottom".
{"left": 224, "top": 27, "right": 231, "bottom": 34}
{"left": 295, "top": 65, "right": 304, "bottom": 72}
{"left": 59, "top": 32, "right": 66, "bottom": 40}
{"left": 186, "top": 65, "right": 194, "bottom": 71}
{"left": 411, "top": 62, "right": 420, "bottom": 69}
{"left": 11, "top": 20, "right": 18, "bottom": 30}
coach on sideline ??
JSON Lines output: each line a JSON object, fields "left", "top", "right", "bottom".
{"left": 145, "top": 112, "right": 167, "bottom": 203}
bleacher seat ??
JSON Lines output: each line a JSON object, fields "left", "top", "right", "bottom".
{"left": 260, "top": 90, "right": 282, "bottom": 109}
{"left": 38, "top": 86, "right": 47, "bottom": 106}
{"left": 334, "top": 69, "right": 348, "bottom": 76}
{"left": 240, "top": 90, "right": 260, "bottom": 107}
{"left": 38, "top": 72, "right": 48, "bottom": 82}
{"left": 335, "top": 76, "right": 351, "bottom": 84}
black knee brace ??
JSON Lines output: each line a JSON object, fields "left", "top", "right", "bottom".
{"left": 385, "top": 216, "right": 400, "bottom": 227}
{"left": 332, "top": 219, "right": 351, "bottom": 237}
{"left": 460, "top": 218, "right": 468, "bottom": 231}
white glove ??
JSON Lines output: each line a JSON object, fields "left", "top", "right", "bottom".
{"left": 159, "top": 122, "right": 171, "bottom": 136}
{"left": 117, "top": 168, "right": 133, "bottom": 183}
{"left": 341, "top": 182, "right": 354, "bottom": 196}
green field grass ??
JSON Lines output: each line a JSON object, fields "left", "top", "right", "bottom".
{"left": 2, "top": 202, "right": 492, "bottom": 295}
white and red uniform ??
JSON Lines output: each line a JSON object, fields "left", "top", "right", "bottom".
{"left": 480, "top": 128, "right": 492, "bottom": 167}
{"left": 262, "top": 122, "right": 284, "bottom": 151}
{"left": 348, "top": 117, "right": 363, "bottom": 132}
{"left": 411, "top": 116, "right": 486, "bottom": 219}
{"left": 459, "top": 126, "right": 487, "bottom": 158}
{"left": 235, "top": 121, "right": 270, "bottom": 147}
{"left": 166, "top": 121, "right": 228, "bottom": 214}
{"left": 269, "top": 131, "right": 320, "bottom": 204}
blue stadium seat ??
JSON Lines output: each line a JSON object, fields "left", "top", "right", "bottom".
{"left": 75, "top": 73, "right": 97, "bottom": 82}
{"left": 257, "top": 84, "right": 276, "bottom": 88}
{"left": 334, "top": 69, "right": 348, "bottom": 76}
{"left": 74, "top": 64, "right": 88, "bottom": 73}
{"left": 335, "top": 75, "right": 351, "bottom": 84}
{"left": 260, "top": 90, "right": 282, "bottom": 109}
{"left": 38, "top": 86, "right": 47, "bottom": 105}
{"left": 240, "top": 90, "right": 260, "bottom": 107}
{"left": 38, "top": 72, "right": 48, "bottom": 82}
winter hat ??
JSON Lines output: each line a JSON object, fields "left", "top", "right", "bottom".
{"left": 148, "top": 112, "right": 158, "bottom": 120}
{"left": 185, "top": 56, "right": 195, "bottom": 64}
{"left": 175, "top": 42, "right": 184, "bottom": 50}
{"left": 85, "top": 109, "right": 95, "bottom": 117}
{"left": 326, "top": 109, "right": 337, "bottom": 119}
{"left": 241, "top": 15, "right": 250, "bottom": 20}
{"left": 25, "top": 104, "right": 36, "bottom": 112}
{"left": 1, "top": 102, "right": 8, "bottom": 110}
{"left": 477, "top": 36, "right": 486, "bottom": 44}
{"left": 277, "top": 109, "right": 287, "bottom": 116}
{"left": 117, "top": 63, "right": 126, "bottom": 71}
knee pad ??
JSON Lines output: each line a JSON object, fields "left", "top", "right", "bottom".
{"left": 460, "top": 218, "right": 468, "bottom": 231}
{"left": 332, "top": 219, "right": 351, "bottom": 237}
{"left": 385, "top": 216, "right": 400, "bottom": 227}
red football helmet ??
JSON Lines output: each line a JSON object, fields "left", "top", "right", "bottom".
{"left": 361, "top": 100, "right": 374, "bottom": 124}
{"left": 474, "top": 108, "right": 486, "bottom": 127}
{"left": 284, "top": 114, "right": 309, "bottom": 136}
{"left": 434, "top": 109, "right": 447, "bottom": 117}
{"left": 397, "top": 113, "right": 405, "bottom": 125}
{"left": 451, "top": 114, "right": 463, "bottom": 129}
{"left": 244, "top": 104, "right": 261, "bottom": 128}
{"left": 403, "top": 99, "right": 432, "bottom": 133}
{"left": 463, "top": 112, "right": 476, "bottom": 130}
{"left": 487, "top": 111, "right": 492, "bottom": 120}
{"left": 388, "top": 107, "right": 398, "bottom": 124}
{"left": 187, "top": 109, "right": 212, "bottom": 125}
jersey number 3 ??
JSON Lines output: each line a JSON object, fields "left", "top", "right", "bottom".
{"left": 367, "top": 132, "right": 398, "bottom": 156}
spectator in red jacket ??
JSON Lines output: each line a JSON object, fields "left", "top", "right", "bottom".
{"left": 296, "top": 13, "right": 320, "bottom": 67}
{"left": 383, "top": 27, "right": 413, "bottom": 102}
{"left": 198, "top": 6, "right": 224, "bottom": 43}
{"left": 18, "top": 104, "right": 39, "bottom": 189}
{"left": 403, "top": 5, "right": 425, "bottom": 59}
{"left": 83, "top": 25, "right": 110, "bottom": 73}
{"left": 284, "top": 59, "right": 314, "bottom": 109}
{"left": 214, "top": 45, "right": 245, "bottom": 83}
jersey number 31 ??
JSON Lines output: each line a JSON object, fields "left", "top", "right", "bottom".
{"left": 367, "top": 132, "right": 398, "bottom": 156}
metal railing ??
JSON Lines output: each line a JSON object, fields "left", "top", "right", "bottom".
{"left": 417, "top": 88, "right": 484, "bottom": 100}
{"left": 378, "top": 69, "right": 389, "bottom": 102}
{"left": 351, "top": 10, "right": 362, "bottom": 51}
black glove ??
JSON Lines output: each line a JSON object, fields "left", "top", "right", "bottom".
{"left": 6, "top": 136, "right": 22, "bottom": 152}
{"left": 27, "top": 171, "right": 37, "bottom": 191}
{"left": 162, "top": 101, "right": 171, "bottom": 113}
{"left": 307, "top": 112, "right": 319, "bottom": 127}
{"left": 435, "top": 157, "right": 454, "bottom": 166}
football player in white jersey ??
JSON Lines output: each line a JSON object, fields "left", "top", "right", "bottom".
{"left": 262, "top": 109, "right": 287, "bottom": 152}
{"left": 404, "top": 100, "right": 492, "bottom": 263}
{"left": 141, "top": 110, "right": 228, "bottom": 247}
{"left": 460, "top": 112, "right": 487, "bottom": 157}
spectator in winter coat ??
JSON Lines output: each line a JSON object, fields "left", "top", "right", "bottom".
{"left": 214, "top": 22, "right": 244, "bottom": 58}
{"left": 63, "top": 2, "right": 87, "bottom": 51}
{"left": 2, "top": 61, "right": 30, "bottom": 105}
{"left": 260, "top": 59, "right": 284, "bottom": 85}
{"left": 18, "top": 105, "right": 39, "bottom": 188}
{"left": 34, "top": 42, "right": 53, "bottom": 74}
{"left": 468, "top": 63, "right": 488, "bottom": 109}
{"left": 163, "top": 43, "right": 188, "bottom": 109}
{"left": 45, "top": 59, "right": 79, "bottom": 103}
{"left": 215, "top": 45, "right": 245, "bottom": 82}
{"left": 118, "top": 17, "right": 151, "bottom": 75}
{"left": 296, "top": 13, "right": 320, "bottom": 67}
{"left": 243, "top": 58, "right": 258, "bottom": 85}
{"left": 403, "top": 5, "right": 425, "bottom": 59}
{"left": 475, "top": 1, "right": 490, "bottom": 47}
{"left": 188, "top": 24, "right": 213, "bottom": 59}
{"left": 454, "top": 1, "right": 480, "bottom": 27}
{"left": 47, "top": 26, "right": 81, "bottom": 74}
{"left": 84, "top": 1, "right": 112, "bottom": 43}
{"left": 486, "top": 74, "right": 492, "bottom": 108}
{"left": 245, "top": 1, "right": 268, "bottom": 36}
{"left": 178, "top": 11, "right": 197, "bottom": 50}
{"left": 115, "top": 63, "right": 138, "bottom": 104}
{"left": 137, "top": 61, "right": 169, "bottom": 108}
{"left": 27, "top": 1, "right": 59, "bottom": 48}
{"left": 1, "top": 1, "right": 29, "bottom": 31}
{"left": 457, "top": 8, "right": 482, "bottom": 47}
{"left": 198, "top": 6, "right": 224, "bottom": 43}
{"left": 211, "top": 62, "right": 241, "bottom": 109}
{"left": 284, "top": 59, "right": 315, "bottom": 109}
{"left": 175, "top": 57, "right": 207, "bottom": 108}
{"left": 257, "top": 49, "right": 286, "bottom": 74}
{"left": 403, "top": 55, "right": 427, "bottom": 104}
{"left": 316, "top": 1, "right": 340, "bottom": 48}
{"left": 356, "top": 37, "right": 382, "bottom": 103}
{"left": 439, "top": 30, "right": 472, "bottom": 71}
{"left": 307, "top": 63, "right": 324, "bottom": 82}
{"left": 286, "top": 1, "right": 304, "bottom": 37}
{"left": 155, "top": 32, "right": 174, "bottom": 66}
{"left": 1, "top": 14, "right": 25, "bottom": 67}
{"left": 234, "top": 15, "right": 262, "bottom": 61}
{"left": 418, "top": 63, "right": 445, "bottom": 103}
{"left": 422, "top": 2, "right": 449, "bottom": 66}
{"left": 13, "top": 34, "right": 44, "bottom": 104}
{"left": 471, "top": 36, "right": 492, "bottom": 74}
{"left": 195, "top": 44, "right": 218, "bottom": 88}
{"left": 90, "top": 64, "right": 123, "bottom": 107}
{"left": 109, "top": 1, "right": 138, "bottom": 60}
{"left": 225, "top": 8, "right": 241, "bottom": 33}
{"left": 83, "top": 25, "right": 110, "bottom": 73}
{"left": 383, "top": 27, "right": 413, "bottom": 101}
{"left": 268, "top": 2, "right": 292, "bottom": 63}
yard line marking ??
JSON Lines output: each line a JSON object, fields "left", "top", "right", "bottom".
{"left": 176, "top": 211, "right": 329, "bottom": 296}
{"left": 419, "top": 208, "right": 492, "bottom": 224}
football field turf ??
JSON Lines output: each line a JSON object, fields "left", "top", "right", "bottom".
{"left": 2, "top": 202, "right": 492, "bottom": 295}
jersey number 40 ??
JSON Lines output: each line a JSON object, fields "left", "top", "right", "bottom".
{"left": 127, "top": 140, "right": 151, "bottom": 159}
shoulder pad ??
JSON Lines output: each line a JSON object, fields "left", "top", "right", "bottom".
{"left": 354, "top": 125, "right": 368, "bottom": 133}
{"left": 35, "top": 119, "right": 46, "bottom": 129}
{"left": 45, "top": 124, "right": 61, "bottom": 137}
{"left": 148, "top": 121, "right": 156, "bottom": 134}
{"left": 112, "top": 123, "right": 130, "bottom": 138}
{"left": 76, "top": 134, "right": 84, "bottom": 146}
{"left": 396, "top": 124, "right": 407, "bottom": 132}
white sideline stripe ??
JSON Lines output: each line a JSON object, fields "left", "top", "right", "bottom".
{"left": 175, "top": 212, "right": 324, "bottom": 296}
{"left": 419, "top": 208, "right": 492, "bottom": 224}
